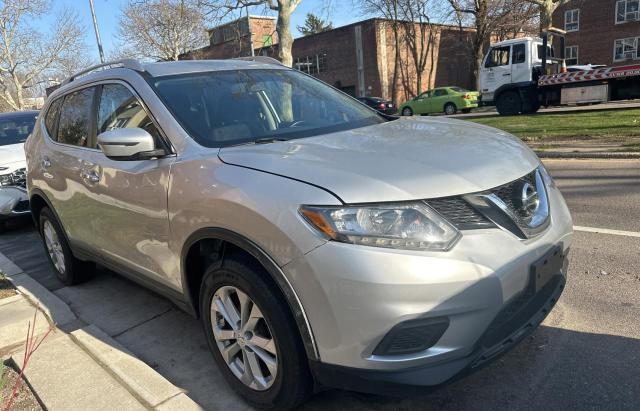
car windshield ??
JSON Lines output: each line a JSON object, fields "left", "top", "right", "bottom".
{"left": 0, "top": 113, "right": 37, "bottom": 146}
{"left": 151, "top": 69, "right": 385, "bottom": 147}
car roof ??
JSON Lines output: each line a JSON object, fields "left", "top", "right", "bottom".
{"left": 50, "top": 58, "right": 288, "bottom": 100}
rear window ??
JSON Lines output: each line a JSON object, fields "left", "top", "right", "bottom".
{"left": 449, "top": 87, "right": 469, "bottom": 93}
{"left": 0, "top": 113, "right": 37, "bottom": 146}
{"left": 150, "top": 69, "right": 384, "bottom": 148}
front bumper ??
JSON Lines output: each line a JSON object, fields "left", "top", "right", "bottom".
{"left": 310, "top": 270, "right": 566, "bottom": 394}
{"left": 283, "top": 185, "right": 573, "bottom": 389}
{"left": 0, "top": 186, "right": 30, "bottom": 220}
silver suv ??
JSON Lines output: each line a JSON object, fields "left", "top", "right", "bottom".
{"left": 26, "top": 58, "right": 573, "bottom": 409}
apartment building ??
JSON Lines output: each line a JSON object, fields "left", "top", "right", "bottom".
{"left": 184, "top": 17, "right": 476, "bottom": 104}
{"left": 553, "top": 0, "right": 640, "bottom": 66}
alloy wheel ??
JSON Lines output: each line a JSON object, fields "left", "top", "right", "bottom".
{"left": 211, "top": 285, "right": 278, "bottom": 391}
{"left": 43, "top": 220, "right": 66, "bottom": 274}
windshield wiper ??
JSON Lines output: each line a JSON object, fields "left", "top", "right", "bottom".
{"left": 231, "top": 137, "right": 289, "bottom": 147}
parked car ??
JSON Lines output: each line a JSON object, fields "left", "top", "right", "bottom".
{"left": 26, "top": 58, "right": 572, "bottom": 409}
{"left": 356, "top": 96, "right": 397, "bottom": 115}
{"left": 400, "top": 86, "right": 479, "bottom": 116}
{"left": 0, "top": 110, "right": 38, "bottom": 230}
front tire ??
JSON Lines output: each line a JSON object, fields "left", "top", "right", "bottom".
{"left": 200, "top": 255, "right": 312, "bottom": 409}
{"left": 401, "top": 107, "right": 413, "bottom": 116}
{"left": 38, "top": 207, "right": 93, "bottom": 285}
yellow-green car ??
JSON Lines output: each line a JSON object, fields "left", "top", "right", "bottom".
{"left": 400, "top": 87, "right": 479, "bottom": 116}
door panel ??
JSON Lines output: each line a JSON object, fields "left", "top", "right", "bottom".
{"left": 480, "top": 45, "right": 512, "bottom": 98}
{"left": 44, "top": 86, "right": 100, "bottom": 249}
{"left": 85, "top": 83, "right": 175, "bottom": 287}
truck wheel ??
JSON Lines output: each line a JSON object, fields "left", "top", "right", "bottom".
{"left": 401, "top": 107, "right": 413, "bottom": 116}
{"left": 496, "top": 91, "right": 522, "bottom": 116}
{"left": 444, "top": 103, "right": 457, "bottom": 115}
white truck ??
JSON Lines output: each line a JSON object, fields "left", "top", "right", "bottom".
{"left": 479, "top": 29, "right": 640, "bottom": 115}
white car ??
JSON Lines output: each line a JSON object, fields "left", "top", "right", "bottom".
{"left": 0, "top": 110, "right": 38, "bottom": 230}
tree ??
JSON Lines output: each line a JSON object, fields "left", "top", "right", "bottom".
{"left": 523, "top": 0, "right": 570, "bottom": 32}
{"left": 448, "top": 0, "right": 526, "bottom": 89}
{"left": 356, "top": 0, "right": 403, "bottom": 103}
{"left": 118, "top": 0, "right": 208, "bottom": 61}
{"left": 297, "top": 12, "right": 333, "bottom": 35}
{"left": 0, "top": 0, "right": 87, "bottom": 111}
{"left": 198, "top": 0, "right": 302, "bottom": 67}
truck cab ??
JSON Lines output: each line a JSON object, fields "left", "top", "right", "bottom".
{"left": 479, "top": 37, "right": 551, "bottom": 112}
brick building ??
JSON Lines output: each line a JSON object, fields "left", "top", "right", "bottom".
{"left": 553, "top": 0, "right": 640, "bottom": 67}
{"left": 184, "top": 17, "right": 476, "bottom": 104}
{"left": 184, "top": 15, "right": 278, "bottom": 60}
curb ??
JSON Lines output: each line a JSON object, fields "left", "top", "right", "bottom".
{"left": 535, "top": 151, "right": 640, "bottom": 159}
{"left": 0, "top": 250, "right": 203, "bottom": 410}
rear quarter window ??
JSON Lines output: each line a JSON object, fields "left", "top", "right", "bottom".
{"left": 44, "top": 98, "right": 63, "bottom": 139}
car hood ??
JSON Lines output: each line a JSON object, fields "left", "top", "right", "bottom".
{"left": 0, "top": 143, "right": 26, "bottom": 170}
{"left": 218, "top": 117, "right": 540, "bottom": 204}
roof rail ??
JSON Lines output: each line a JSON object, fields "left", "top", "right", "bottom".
{"left": 61, "top": 59, "right": 145, "bottom": 86}
{"left": 233, "top": 56, "right": 283, "bottom": 66}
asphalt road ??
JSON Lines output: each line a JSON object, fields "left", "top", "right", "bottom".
{"left": 1, "top": 159, "right": 638, "bottom": 410}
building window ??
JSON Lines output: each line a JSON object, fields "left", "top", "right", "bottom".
{"left": 614, "top": 37, "right": 639, "bottom": 61}
{"left": 565, "top": 46, "right": 578, "bottom": 65}
{"left": 616, "top": 0, "right": 640, "bottom": 23}
{"left": 564, "top": 9, "right": 579, "bottom": 32}
{"left": 294, "top": 51, "right": 327, "bottom": 76}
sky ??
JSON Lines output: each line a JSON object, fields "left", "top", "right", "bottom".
{"left": 41, "top": 0, "right": 366, "bottom": 63}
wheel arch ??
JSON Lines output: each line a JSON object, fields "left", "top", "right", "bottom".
{"left": 181, "top": 227, "right": 319, "bottom": 361}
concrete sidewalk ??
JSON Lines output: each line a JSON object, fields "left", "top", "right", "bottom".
{"left": 0, "top": 256, "right": 203, "bottom": 411}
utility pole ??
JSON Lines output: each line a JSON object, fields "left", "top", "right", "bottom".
{"left": 89, "top": 0, "right": 105, "bottom": 63}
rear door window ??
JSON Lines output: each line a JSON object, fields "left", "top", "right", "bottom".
{"left": 57, "top": 87, "right": 96, "bottom": 148}
{"left": 512, "top": 43, "right": 526, "bottom": 64}
{"left": 433, "top": 89, "right": 448, "bottom": 97}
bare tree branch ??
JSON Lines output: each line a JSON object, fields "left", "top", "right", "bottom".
{"left": 0, "top": 0, "right": 88, "bottom": 111}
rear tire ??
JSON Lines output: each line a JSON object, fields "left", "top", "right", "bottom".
{"left": 444, "top": 103, "right": 457, "bottom": 115}
{"left": 200, "top": 255, "right": 312, "bottom": 409}
{"left": 401, "top": 107, "right": 413, "bottom": 116}
{"left": 496, "top": 91, "right": 522, "bottom": 115}
{"left": 38, "top": 207, "right": 93, "bottom": 285}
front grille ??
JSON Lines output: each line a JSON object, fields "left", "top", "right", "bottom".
{"left": 0, "top": 167, "right": 26, "bottom": 188}
{"left": 490, "top": 171, "right": 537, "bottom": 223}
{"left": 427, "top": 197, "right": 495, "bottom": 230}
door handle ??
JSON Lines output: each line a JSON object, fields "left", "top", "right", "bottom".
{"left": 81, "top": 170, "right": 100, "bottom": 183}
{"left": 503, "top": 73, "right": 511, "bottom": 77}
{"left": 41, "top": 158, "right": 51, "bottom": 169}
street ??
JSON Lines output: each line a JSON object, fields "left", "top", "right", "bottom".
{"left": 1, "top": 159, "right": 639, "bottom": 410}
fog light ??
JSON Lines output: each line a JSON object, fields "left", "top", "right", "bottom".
{"left": 372, "top": 317, "right": 449, "bottom": 356}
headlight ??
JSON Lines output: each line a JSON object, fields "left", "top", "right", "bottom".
{"left": 299, "top": 202, "right": 460, "bottom": 251}
{"left": 0, "top": 173, "right": 12, "bottom": 186}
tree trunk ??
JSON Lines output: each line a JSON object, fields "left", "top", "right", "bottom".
{"left": 276, "top": 1, "right": 295, "bottom": 67}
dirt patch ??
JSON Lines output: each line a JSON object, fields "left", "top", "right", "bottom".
{"left": 0, "top": 363, "right": 43, "bottom": 411}
{"left": 0, "top": 273, "right": 17, "bottom": 300}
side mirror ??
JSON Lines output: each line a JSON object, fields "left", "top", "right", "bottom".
{"left": 97, "top": 128, "right": 164, "bottom": 160}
